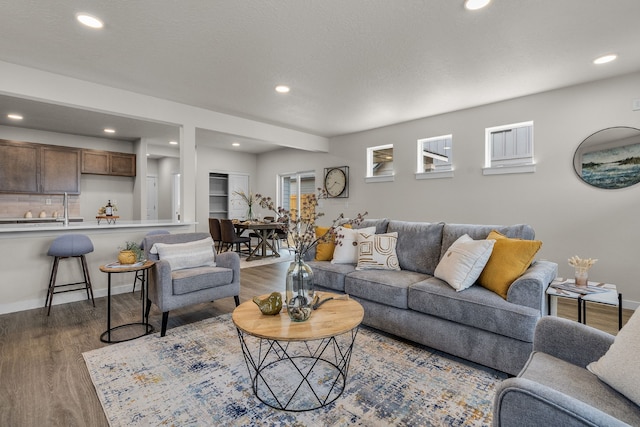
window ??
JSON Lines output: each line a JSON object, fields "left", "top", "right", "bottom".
{"left": 366, "top": 144, "right": 394, "bottom": 182}
{"left": 416, "top": 134, "right": 453, "bottom": 179}
{"left": 484, "top": 121, "right": 535, "bottom": 175}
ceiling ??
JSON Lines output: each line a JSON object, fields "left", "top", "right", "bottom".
{"left": 0, "top": 0, "right": 639, "bottom": 152}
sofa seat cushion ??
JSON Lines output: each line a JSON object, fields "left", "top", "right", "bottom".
{"left": 387, "top": 220, "right": 444, "bottom": 275}
{"left": 171, "top": 266, "right": 233, "bottom": 295}
{"left": 307, "top": 260, "right": 356, "bottom": 292}
{"left": 408, "top": 277, "right": 539, "bottom": 342}
{"left": 520, "top": 352, "right": 640, "bottom": 426}
{"left": 345, "top": 270, "right": 431, "bottom": 309}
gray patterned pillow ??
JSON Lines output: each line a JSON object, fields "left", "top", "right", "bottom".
{"left": 153, "top": 237, "right": 216, "bottom": 271}
{"left": 356, "top": 232, "right": 400, "bottom": 271}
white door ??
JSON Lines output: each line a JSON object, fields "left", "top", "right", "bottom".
{"left": 228, "top": 173, "right": 249, "bottom": 219}
{"left": 146, "top": 175, "right": 158, "bottom": 220}
{"left": 172, "top": 173, "right": 181, "bottom": 221}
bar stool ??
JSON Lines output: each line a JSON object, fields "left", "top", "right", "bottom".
{"left": 132, "top": 229, "right": 170, "bottom": 294}
{"left": 45, "top": 234, "right": 95, "bottom": 315}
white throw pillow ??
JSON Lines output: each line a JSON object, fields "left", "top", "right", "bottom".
{"left": 587, "top": 308, "right": 640, "bottom": 406}
{"left": 356, "top": 232, "right": 400, "bottom": 271}
{"left": 434, "top": 234, "right": 495, "bottom": 291}
{"left": 331, "top": 226, "right": 376, "bottom": 264}
{"left": 153, "top": 237, "right": 216, "bottom": 271}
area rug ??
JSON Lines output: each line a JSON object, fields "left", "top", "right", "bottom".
{"left": 83, "top": 314, "right": 507, "bottom": 426}
{"left": 239, "top": 248, "right": 295, "bottom": 269}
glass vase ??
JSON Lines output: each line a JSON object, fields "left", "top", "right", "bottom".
{"left": 575, "top": 267, "right": 589, "bottom": 287}
{"left": 285, "top": 255, "right": 314, "bottom": 322}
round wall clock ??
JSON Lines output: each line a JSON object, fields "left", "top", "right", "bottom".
{"left": 324, "top": 166, "right": 348, "bottom": 197}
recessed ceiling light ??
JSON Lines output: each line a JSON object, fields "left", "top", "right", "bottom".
{"left": 7, "top": 113, "right": 23, "bottom": 120}
{"left": 146, "top": 153, "right": 150, "bottom": 157}
{"left": 104, "top": 128, "right": 115, "bottom": 134}
{"left": 76, "top": 13, "right": 104, "bottom": 29}
{"left": 169, "top": 140, "right": 178, "bottom": 145}
{"left": 464, "top": 0, "right": 491, "bottom": 10}
{"left": 593, "top": 54, "right": 617, "bottom": 65}
{"left": 232, "top": 142, "right": 240, "bottom": 147}
{"left": 275, "top": 85, "right": 290, "bottom": 94}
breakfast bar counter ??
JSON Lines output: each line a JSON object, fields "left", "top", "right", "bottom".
{"left": 0, "top": 220, "right": 196, "bottom": 315}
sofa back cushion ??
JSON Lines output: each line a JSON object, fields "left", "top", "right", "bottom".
{"left": 353, "top": 218, "right": 389, "bottom": 234}
{"left": 387, "top": 221, "right": 444, "bottom": 275}
{"left": 440, "top": 223, "right": 535, "bottom": 260}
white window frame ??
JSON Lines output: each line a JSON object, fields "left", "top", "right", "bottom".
{"left": 366, "top": 144, "right": 395, "bottom": 183}
{"left": 483, "top": 121, "right": 535, "bottom": 175}
{"left": 416, "top": 134, "right": 454, "bottom": 180}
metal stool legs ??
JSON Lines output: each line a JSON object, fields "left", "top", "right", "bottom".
{"left": 45, "top": 255, "right": 95, "bottom": 315}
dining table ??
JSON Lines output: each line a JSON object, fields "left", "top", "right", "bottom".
{"left": 234, "top": 221, "right": 284, "bottom": 261}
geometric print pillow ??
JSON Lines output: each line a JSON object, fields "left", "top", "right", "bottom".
{"left": 356, "top": 232, "right": 401, "bottom": 271}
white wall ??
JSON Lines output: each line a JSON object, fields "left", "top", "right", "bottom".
{"left": 256, "top": 72, "right": 640, "bottom": 308}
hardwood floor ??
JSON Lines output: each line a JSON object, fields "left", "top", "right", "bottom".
{"left": 0, "top": 262, "right": 632, "bottom": 426}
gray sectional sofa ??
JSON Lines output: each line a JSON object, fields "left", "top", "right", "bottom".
{"left": 306, "top": 219, "right": 558, "bottom": 376}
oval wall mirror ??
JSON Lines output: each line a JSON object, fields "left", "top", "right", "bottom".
{"left": 573, "top": 126, "right": 640, "bottom": 189}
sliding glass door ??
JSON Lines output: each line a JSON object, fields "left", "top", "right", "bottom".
{"left": 279, "top": 171, "right": 315, "bottom": 220}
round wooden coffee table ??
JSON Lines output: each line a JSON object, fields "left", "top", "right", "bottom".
{"left": 232, "top": 292, "right": 364, "bottom": 411}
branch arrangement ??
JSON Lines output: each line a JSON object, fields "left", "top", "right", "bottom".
{"left": 255, "top": 188, "right": 367, "bottom": 259}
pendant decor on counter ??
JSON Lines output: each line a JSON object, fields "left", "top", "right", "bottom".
{"left": 105, "top": 200, "right": 114, "bottom": 216}
{"left": 285, "top": 255, "right": 314, "bottom": 322}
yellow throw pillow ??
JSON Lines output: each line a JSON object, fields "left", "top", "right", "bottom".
{"left": 314, "top": 224, "right": 351, "bottom": 261}
{"left": 477, "top": 230, "right": 542, "bottom": 299}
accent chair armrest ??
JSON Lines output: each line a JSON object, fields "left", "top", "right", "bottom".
{"left": 215, "top": 251, "right": 240, "bottom": 284}
{"left": 533, "top": 316, "right": 614, "bottom": 368}
{"left": 507, "top": 260, "right": 557, "bottom": 311}
{"left": 148, "top": 259, "right": 174, "bottom": 311}
{"left": 493, "top": 377, "right": 629, "bottom": 427}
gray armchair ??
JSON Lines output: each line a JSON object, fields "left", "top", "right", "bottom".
{"left": 143, "top": 232, "right": 240, "bottom": 336}
{"left": 493, "top": 316, "right": 640, "bottom": 426}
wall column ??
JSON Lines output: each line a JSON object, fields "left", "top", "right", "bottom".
{"left": 180, "top": 125, "right": 197, "bottom": 222}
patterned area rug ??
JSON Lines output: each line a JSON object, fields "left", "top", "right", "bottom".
{"left": 83, "top": 314, "right": 507, "bottom": 426}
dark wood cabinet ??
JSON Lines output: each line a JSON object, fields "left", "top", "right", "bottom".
{"left": 41, "top": 146, "right": 81, "bottom": 194}
{"left": 0, "top": 140, "right": 39, "bottom": 193}
{"left": 0, "top": 139, "right": 80, "bottom": 194}
{"left": 82, "top": 149, "right": 136, "bottom": 177}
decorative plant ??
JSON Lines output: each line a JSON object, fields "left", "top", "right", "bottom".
{"left": 232, "top": 190, "right": 256, "bottom": 220}
{"left": 568, "top": 255, "right": 598, "bottom": 272}
{"left": 255, "top": 188, "right": 367, "bottom": 259}
{"left": 120, "top": 241, "right": 144, "bottom": 261}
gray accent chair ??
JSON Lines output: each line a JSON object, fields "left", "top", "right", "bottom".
{"left": 493, "top": 316, "right": 640, "bottom": 426}
{"left": 143, "top": 232, "right": 240, "bottom": 336}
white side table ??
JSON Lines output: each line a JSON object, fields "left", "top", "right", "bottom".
{"left": 546, "top": 278, "right": 622, "bottom": 330}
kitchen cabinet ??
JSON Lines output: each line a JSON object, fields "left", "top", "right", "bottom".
{"left": 0, "top": 139, "right": 80, "bottom": 194}
{"left": 81, "top": 149, "right": 136, "bottom": 177}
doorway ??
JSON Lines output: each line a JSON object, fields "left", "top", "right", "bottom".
{"left": 146, "top": 175, "right": 158, "bottom": 220}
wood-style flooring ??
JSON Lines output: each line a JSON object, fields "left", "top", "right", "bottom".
{"left": 0, "top": 262, "right": 632, "bottom": 426}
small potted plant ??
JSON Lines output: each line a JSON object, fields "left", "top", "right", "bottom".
{"left": 118, "top": 241, "right": 143, "bottom": 265}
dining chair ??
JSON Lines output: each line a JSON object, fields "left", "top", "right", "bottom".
{"left": 208, "top": 218, "right": 223, "bottom": 252}
{"left": 220, "top": 219, "right": 251, "bottom": 255}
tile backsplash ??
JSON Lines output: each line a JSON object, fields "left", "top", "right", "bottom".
{"left": 0, "top": 194, "right": 81, "bottom": 218}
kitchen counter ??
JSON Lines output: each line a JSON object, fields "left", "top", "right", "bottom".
{"left": 0, "top": 219, "right": 194, "bottom": 233}
{"left": 0, "top": 217, "right": 84, "bottom": 225}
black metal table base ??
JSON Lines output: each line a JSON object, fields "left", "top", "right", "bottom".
{"left": 100, "top": 263, "right": 154, "bottom": 343}
{"left": 236, "top": 327, "right": 359, "bottom": 411}
{"left": 100, "top": 322, "right": 154, "bottom": 343}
